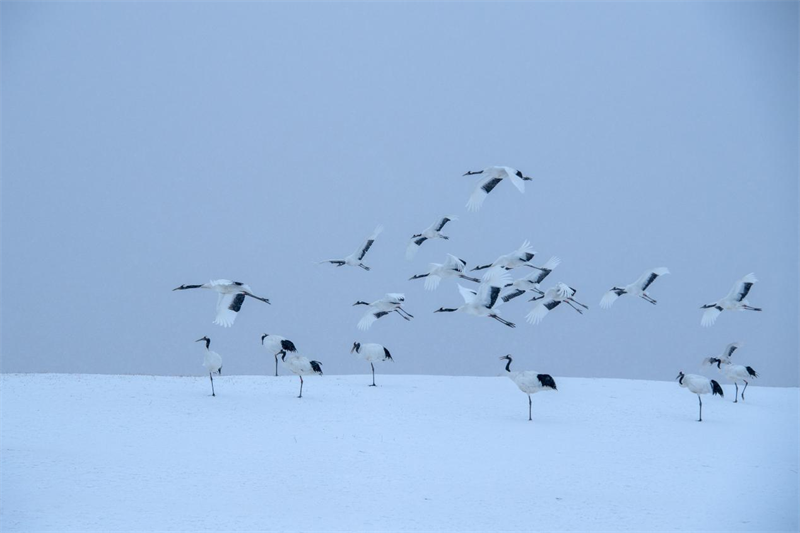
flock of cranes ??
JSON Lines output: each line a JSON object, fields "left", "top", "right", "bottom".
{"left": 172, "top": 165, "right": 764, "bottom": 421}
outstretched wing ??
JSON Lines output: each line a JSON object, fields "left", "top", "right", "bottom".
{"left": 358, "top": 310, "right": 390, "bottom": 331}
{"left": 435, "top": 216, "right": 457, "bottom": 231}
{"left": 405, "top": 236, "right": 428, "bottom": 260}
{"left": 356, "top": 225, "right": 384, "bottom": 261}
{"left": 636, "top": 267, "right": 670, "bottom": 291}
{"left": 701, "top": 305, "right": 723, "bottom": 327}
{"left": 477, "top": 267, "right": 512, "bottom": 308}
{"left": 526, "top": 299, "right": 561, "bottom": 325}
{"left": 214, "top": 292, "right": 245, "bottom": 327}
{"left": 722, "top": 342, "right": 741, "bottom": 359}
{"left": 457, "top": 284, "right": 478, "bottom": 304}
{"left": 503, "top": 167, "right": 526, "bottom": 193}
{"left": 600, "top": 289, "right": 624, "bottom": 309}
{"left": 424, "top": 274, "right": 442, "bottom": 291}
{"left": 466, "top": 176, "right": 503, "bottom": 212}
{"left": 726, "top": 273, "right": 757, "bottom": 302}
{"left": 444, "top": 254, "right": 467, "bottom": 272}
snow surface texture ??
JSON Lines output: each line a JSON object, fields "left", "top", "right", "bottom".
{"left": 1, "top": 374, "right": 797, "bottom": 532}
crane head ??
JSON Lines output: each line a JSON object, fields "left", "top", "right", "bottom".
{"left": 261, "top": 333, "right": 269, "bottom": 345}
{"left": 195, "top": 337, "right": 210, "bottom": 349}
{"left": 351, "top": 342, "right": 361, "bottom": 354}
{"left": 675, "top": 371, "right": 685, "bottom": 382}
{"left": 499, "top": 354, "right": 512, "bottom": 361}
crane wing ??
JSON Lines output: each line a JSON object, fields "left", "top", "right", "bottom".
{"left": 504, "top": 167, "right": 526, "bottom": 193}
{"left": 434, "top": 216, "right": 457, "bottom": 231}
{"left": 701, "top": 305, "right": 722, "bottom": 327}
{"left": 466, "top": 176, "right": 502, "bottom": 212}
{"left": 405, "top": 237, "right": 427, "bottom": 260}
{"left": 725, "top": 273, "right": 757, "bottom": 302}
{"left": 636, "top": 267, "right": 670, "bottom": 291}
{"left": 444, "top": 254, "right": 467, "bottom": 272}
{"left": 600, "top": 290, "right": 622, "bottom": 309}
{"left": 214, "top": 292, "right": 245, "bottom": 327}
{"left": 358, "top": 310, "right": 389, "bottom": 331}
{"left": 526, "top": 299, "right": 561, "bottom": 325}
{"left": 457, "top": 284, "right": 478, "bottom": 304}
{"left": 424, "top": 274, "right": 442, "bottom": 291}
{"left": 356, "top": 225, "right": 384, "bottom": 261}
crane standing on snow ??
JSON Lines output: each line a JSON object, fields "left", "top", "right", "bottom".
{"left": 500, "top": 355, "right": 557, "bottom": 421}
{"left": 702, "top": 342, "right": 759, "bottom": 403}
{"left": 350, "top": 342, "right": 394, "bottom": 386}
{"left": 195, "top": 336, "right": 222, "bottom": 397}
{"left": 676, "top": 372, "right": 724, "bottom": 422}
{"left": 281, "top": 352, "right": 323, "bottom": 398}
{"left": 261, "top": 334, "right": 298, "bottom": 377}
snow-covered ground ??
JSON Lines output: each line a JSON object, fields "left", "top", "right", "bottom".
{"left": 1, "top": 373, "right": 797, "bottom": 532}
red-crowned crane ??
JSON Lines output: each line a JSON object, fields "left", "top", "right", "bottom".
{"left": 500, "top": 355, "right": 557, "bottom": 421}
{"left": 173, "top": 279, "right": 270, "bottom": 327}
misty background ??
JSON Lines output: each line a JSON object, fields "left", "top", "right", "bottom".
{"left": 2, "top": 2, "right": 798, "bottom": 386}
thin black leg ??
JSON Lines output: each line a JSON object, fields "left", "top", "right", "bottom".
{"left": 528, "top": 395, "right": 532, "bottom": 421}
{"left": 370, "top": 363, "right": 376, "bottom": 387}
{"left": 210, "top": 373, "right": 215, "bottom": 397}
{"left": 698, "top": 395, "right": 702, "bottom": 422}
{"left": 358, "top": 263, "right": 370, "bottom": 271}
{"left": 742, "top": 380, "right": 748, "bottom": 401}
{"left": 394, "top": 309, "right": 412, "bottom": 321}
{"left": 275, "top": 355, "right": 279, "bottom": 377}
{"left": 734, "top": 382, "right": 738, "bottom": 403}
{"left": 299, "top": 376, "right": 304, "bottom": 398}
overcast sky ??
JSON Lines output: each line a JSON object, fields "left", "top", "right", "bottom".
{"left": 2, "top": 2, "right": 798, "bottom": 386}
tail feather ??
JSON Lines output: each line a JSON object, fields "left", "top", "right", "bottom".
{"left": 710, "top": 379, "right": 724, "bottom": 397}
{"left": 309, "top": 361, "right": 323, "bottom": 374}
{"left": 746, "top": 366, "right": 758, "bottom": 378}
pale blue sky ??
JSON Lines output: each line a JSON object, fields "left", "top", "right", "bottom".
{"left": 2, "top": 2, "right": 798, "bottom": 385}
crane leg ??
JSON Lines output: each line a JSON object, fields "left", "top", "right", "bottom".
{"left": 394, "top": 309, "right": 412, "bottom": 321}
{"left": 528, "top": 395, "right": 532, "bottom": 421}
{"left": 275, "top": 355, "right": 279, "bottom": 377}
{"left": 398, "top": 307, "right": 414, "bottom": 319}
{"left": 640, "top": 294, "right": 657, "bottom": 305}
{"left": 698, "top": 395, "right": 702, "bottom": 422}
{"left": 734, "top": 382, "right": 738, "bottom": 403}
{"left": 210, "top": 373, "right": 215, "bottom": 397}
{"left": 564, "top": 301, "right": 584, "bottom": 314}
{"left": 370, "top": 363, "right": 376, "bottom": 387}
{"left": 358, "top": 263, "right": 371, "bottom": 271}
{"left": 298, "top": 376, "right": 304, "bottom": 398}
{"left": 742, "top": 380, "right": 748, "bottom": 401}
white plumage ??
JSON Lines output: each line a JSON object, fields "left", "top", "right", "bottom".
{"left": 195, "top": 336, "right": 222, "bottom": 397}
{"left": 353, "top": 293, "right": 414, "bottom": 330}
{"left": 702, "top": 342, "right": 758, "bottom": 403}
{"left": 261, "top": 333, "right": 298, "bottom": 377}
{"left": 526, "top": 282, "right": 588, "bottom": 325}
{"left": 406, "top": 216, "right": 457, "bottom": 260}
{"left": 409, "top": 254, "right": 480, "bottom": 291}
{"left": 463, "top": 166, "right": 532, "bottom": 211}
{"left": 676, "top": 372, "right": 724, "bottom": 421}
{"left": 173, "top": 279, "right": 270, "bottom": 327}
{"left": 434, "top": 267, "right": 515, "bottom": 327}
{"left": 281, "top": 352, "right": 323, "bottom": 398}
{"left": 701, "top": 273, "right": 762, "bottom": 327}
{"left": 501, "top": 256, "right": 561, "bottom": 303}
{"left": 499, "top": 355, "right": 557, "bottom": 421}
{"left": 319, "top": 225, "right": 384, "bottom": 271}
{"left": 600, "top": 267, "right": 670, "bottom": 308}
{"left": 351, "top": 342, "right": 394, "bottom": 386}
{"left": 471, "top": 240, "right": 537, "bottom": 272}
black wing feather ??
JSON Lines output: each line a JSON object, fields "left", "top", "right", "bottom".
{"left": 281, "top": 339, "right": 297, "bottom": 353}
{"left": 640, "top": 272, "right": 659, "bottom": 291}
{"left": 537, "top": 374, "right": 557, "bottom": 390}
{"left": 481, "top": 177, "right": 503, "bottom": 194}
{"left": 228, "top": 293, "right": 246, "bottom": 312}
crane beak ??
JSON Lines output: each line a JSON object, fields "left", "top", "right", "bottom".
{"left": 195, "top": 337, "right": 206, "bottom": 343}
